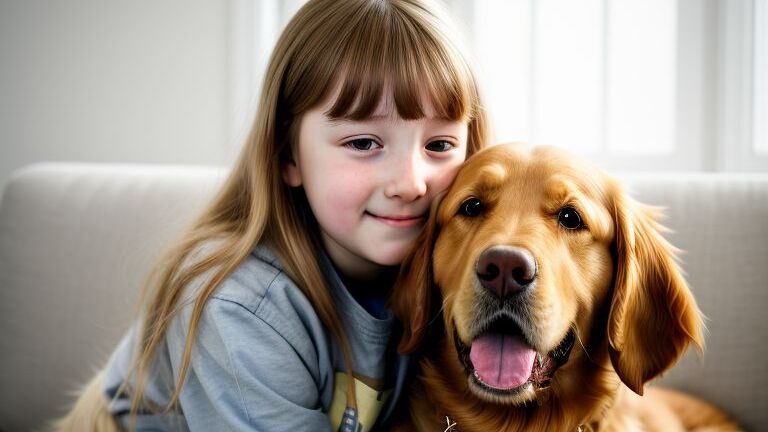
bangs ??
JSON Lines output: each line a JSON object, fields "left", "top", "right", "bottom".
{"left": 324, "top": 1, "right": 477, "bottom": 122}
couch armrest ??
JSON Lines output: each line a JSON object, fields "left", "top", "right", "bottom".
{"left": 0, "top": 163, "right": 225, "bottom": 431}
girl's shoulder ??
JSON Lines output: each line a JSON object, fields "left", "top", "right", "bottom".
{"left": 175, "top": 242, "right": 328, "bottom": 356}
{"left": 203, "top": 243, "right": 319, "bottom": 327}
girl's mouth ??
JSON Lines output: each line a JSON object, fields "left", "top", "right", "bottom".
{"left": 366, "top": 212, "right": 426, "bottom": 228}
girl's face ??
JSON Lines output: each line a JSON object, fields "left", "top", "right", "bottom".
{"left": 283, "top": 93, "right": 469, "bottom": 281}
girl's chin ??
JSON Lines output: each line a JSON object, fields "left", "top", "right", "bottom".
{"left": 367, "top": 246, "right": 411, "bottom": 267}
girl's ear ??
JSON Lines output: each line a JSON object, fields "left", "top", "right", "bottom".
{"left": 607, "top": 185, "right": 704, "bottom": 395}
{"left": 282, "top": 159, "right": 302, "bottom": 187}
{"left": 391, "top": 196, "right": 444, "bottom": 354}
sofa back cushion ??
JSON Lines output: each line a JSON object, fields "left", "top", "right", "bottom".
{"left": 0, "top": 164, "right": 766, "bottom": 431}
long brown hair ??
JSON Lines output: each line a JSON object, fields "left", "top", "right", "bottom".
{"left": 124, "top": 0, "right": 489, "bottom": 423}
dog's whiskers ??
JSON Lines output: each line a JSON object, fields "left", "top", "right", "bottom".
{"left": 571, "top": 323, "right": 594, "bottom": 364}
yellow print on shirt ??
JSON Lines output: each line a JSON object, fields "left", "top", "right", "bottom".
{"left": 328, "top": 372, "right": 391, "bottom": 432}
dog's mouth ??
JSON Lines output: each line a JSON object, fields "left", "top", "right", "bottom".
{"left": 455, "top": 317, "right": 575, "bottom": 400}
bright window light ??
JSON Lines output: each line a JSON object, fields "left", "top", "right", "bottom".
{"left": 473, "top": 0, "right": 531, "bottom": 144}
{"left": 533, "top": 0, "right": 603, "bottom": 153}
{"left": 606, "top": 0, "right": 676, "bottom": 155}
{"left": 469, "top": 0, "right": 677, "bottom": 157}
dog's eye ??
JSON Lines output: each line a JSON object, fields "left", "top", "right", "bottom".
{"left": 558, "top": 206, "right": 582, "bottom": 230}
{"left": 459, "top": 197, "right": 484, "bottom": 217}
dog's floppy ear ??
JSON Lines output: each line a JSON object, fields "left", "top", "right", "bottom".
{"left": 390, "top": 196, "right": 443, "bottom": 354}
{"left": 607, "top": 184, "right": 704, "bottom": 395}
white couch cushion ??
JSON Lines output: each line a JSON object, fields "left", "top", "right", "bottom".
{"left": 0, "top": 163, "right": 225, "bottom": 431}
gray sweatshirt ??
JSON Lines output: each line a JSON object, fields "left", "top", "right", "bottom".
{"left": 102, "top": 245, "right": 409, "bottom": 431}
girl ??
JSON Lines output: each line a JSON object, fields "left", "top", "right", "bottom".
{"left": 57, "top": 0, "right": 488, "bottom": 430}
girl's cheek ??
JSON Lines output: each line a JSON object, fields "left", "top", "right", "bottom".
{"left": 315, "top": 173, "right": 369, "bottom": 229}
{"left": 431, "top": 160, "right": 464, "bottom": 193}
{"left": 323, "top": 196, "right": 358, "bottom": 228}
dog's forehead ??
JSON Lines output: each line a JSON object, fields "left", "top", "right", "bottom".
{"left": 440, "top": 144, "right": 611, "bottom": 213}
{"left": 455, "top": 144, "right": 527, "bottom": 185}
{"left": 457, "top": 144, "right": 597, "bottom": 189}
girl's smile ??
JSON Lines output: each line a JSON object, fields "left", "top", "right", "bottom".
{"left": 365, "top": 211, "right": 427, "bottom": 229}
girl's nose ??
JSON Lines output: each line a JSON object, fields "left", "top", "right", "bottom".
{"left": 384, "top": 152, "right": 428, "bottom": 201}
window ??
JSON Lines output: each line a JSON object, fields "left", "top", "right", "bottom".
{"left": 445, "top": 0, "right": 768, "bottom": 171}
{"left": 716, "top": 0, "right": 768, "bottom": 171}
{"left": 236, "top": 0, "right": 768, "bottom": 171}
{"left": 459, "top": 0, "right": 677, "bottom": 164}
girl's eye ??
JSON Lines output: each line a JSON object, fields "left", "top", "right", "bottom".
{"left": 425, "top": 140, "right": 454, "bottom": 152}
{"left": 558, "top": 206, "right": 583, "bottom": 230}
{"left": 345, "top": 138, "right": 381, "bottom": 152}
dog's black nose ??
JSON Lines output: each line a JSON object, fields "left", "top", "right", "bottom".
{"left": 476, "top": 246, "right": 537, "bottom": 298}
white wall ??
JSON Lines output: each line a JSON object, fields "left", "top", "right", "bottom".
{"left": 2, "top": 0, "right": 765, "bottom": 193}
{"left": 0, "top": 0, "right": 236, "bottom": 192}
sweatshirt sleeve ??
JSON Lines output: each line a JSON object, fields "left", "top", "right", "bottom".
{"left": 167, "top": 295, "right": 333, "bottom": 432}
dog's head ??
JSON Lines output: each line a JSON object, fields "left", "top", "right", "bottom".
{"left": 392, "top": 143, "right": 703, "bottom": 406}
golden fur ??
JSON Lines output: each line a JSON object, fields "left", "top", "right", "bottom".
{"left": 390, "top": 143, "right": 741, "bottom": 432}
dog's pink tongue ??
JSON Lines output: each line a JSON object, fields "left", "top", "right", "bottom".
{"left": 469, "top": 333, "right": 536, "bottom": 389}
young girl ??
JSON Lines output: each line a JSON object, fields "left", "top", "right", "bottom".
{"left": 57, "top": 0, "right": 488, "bottom": 430}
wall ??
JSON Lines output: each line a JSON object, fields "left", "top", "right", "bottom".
{"left": 0, "top": 0, "right": 235, "bottom": 192}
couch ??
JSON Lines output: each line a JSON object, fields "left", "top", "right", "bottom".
{"left": 1, "top": 162, "right": 766, "bottom": 431}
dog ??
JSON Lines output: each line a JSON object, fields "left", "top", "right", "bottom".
{"left": 390, "top": 143, "right": 741, "bottom": 431}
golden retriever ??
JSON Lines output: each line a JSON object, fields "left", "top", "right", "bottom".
{"left": 390, "top": 143, "right": 740, "bottom": 432}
